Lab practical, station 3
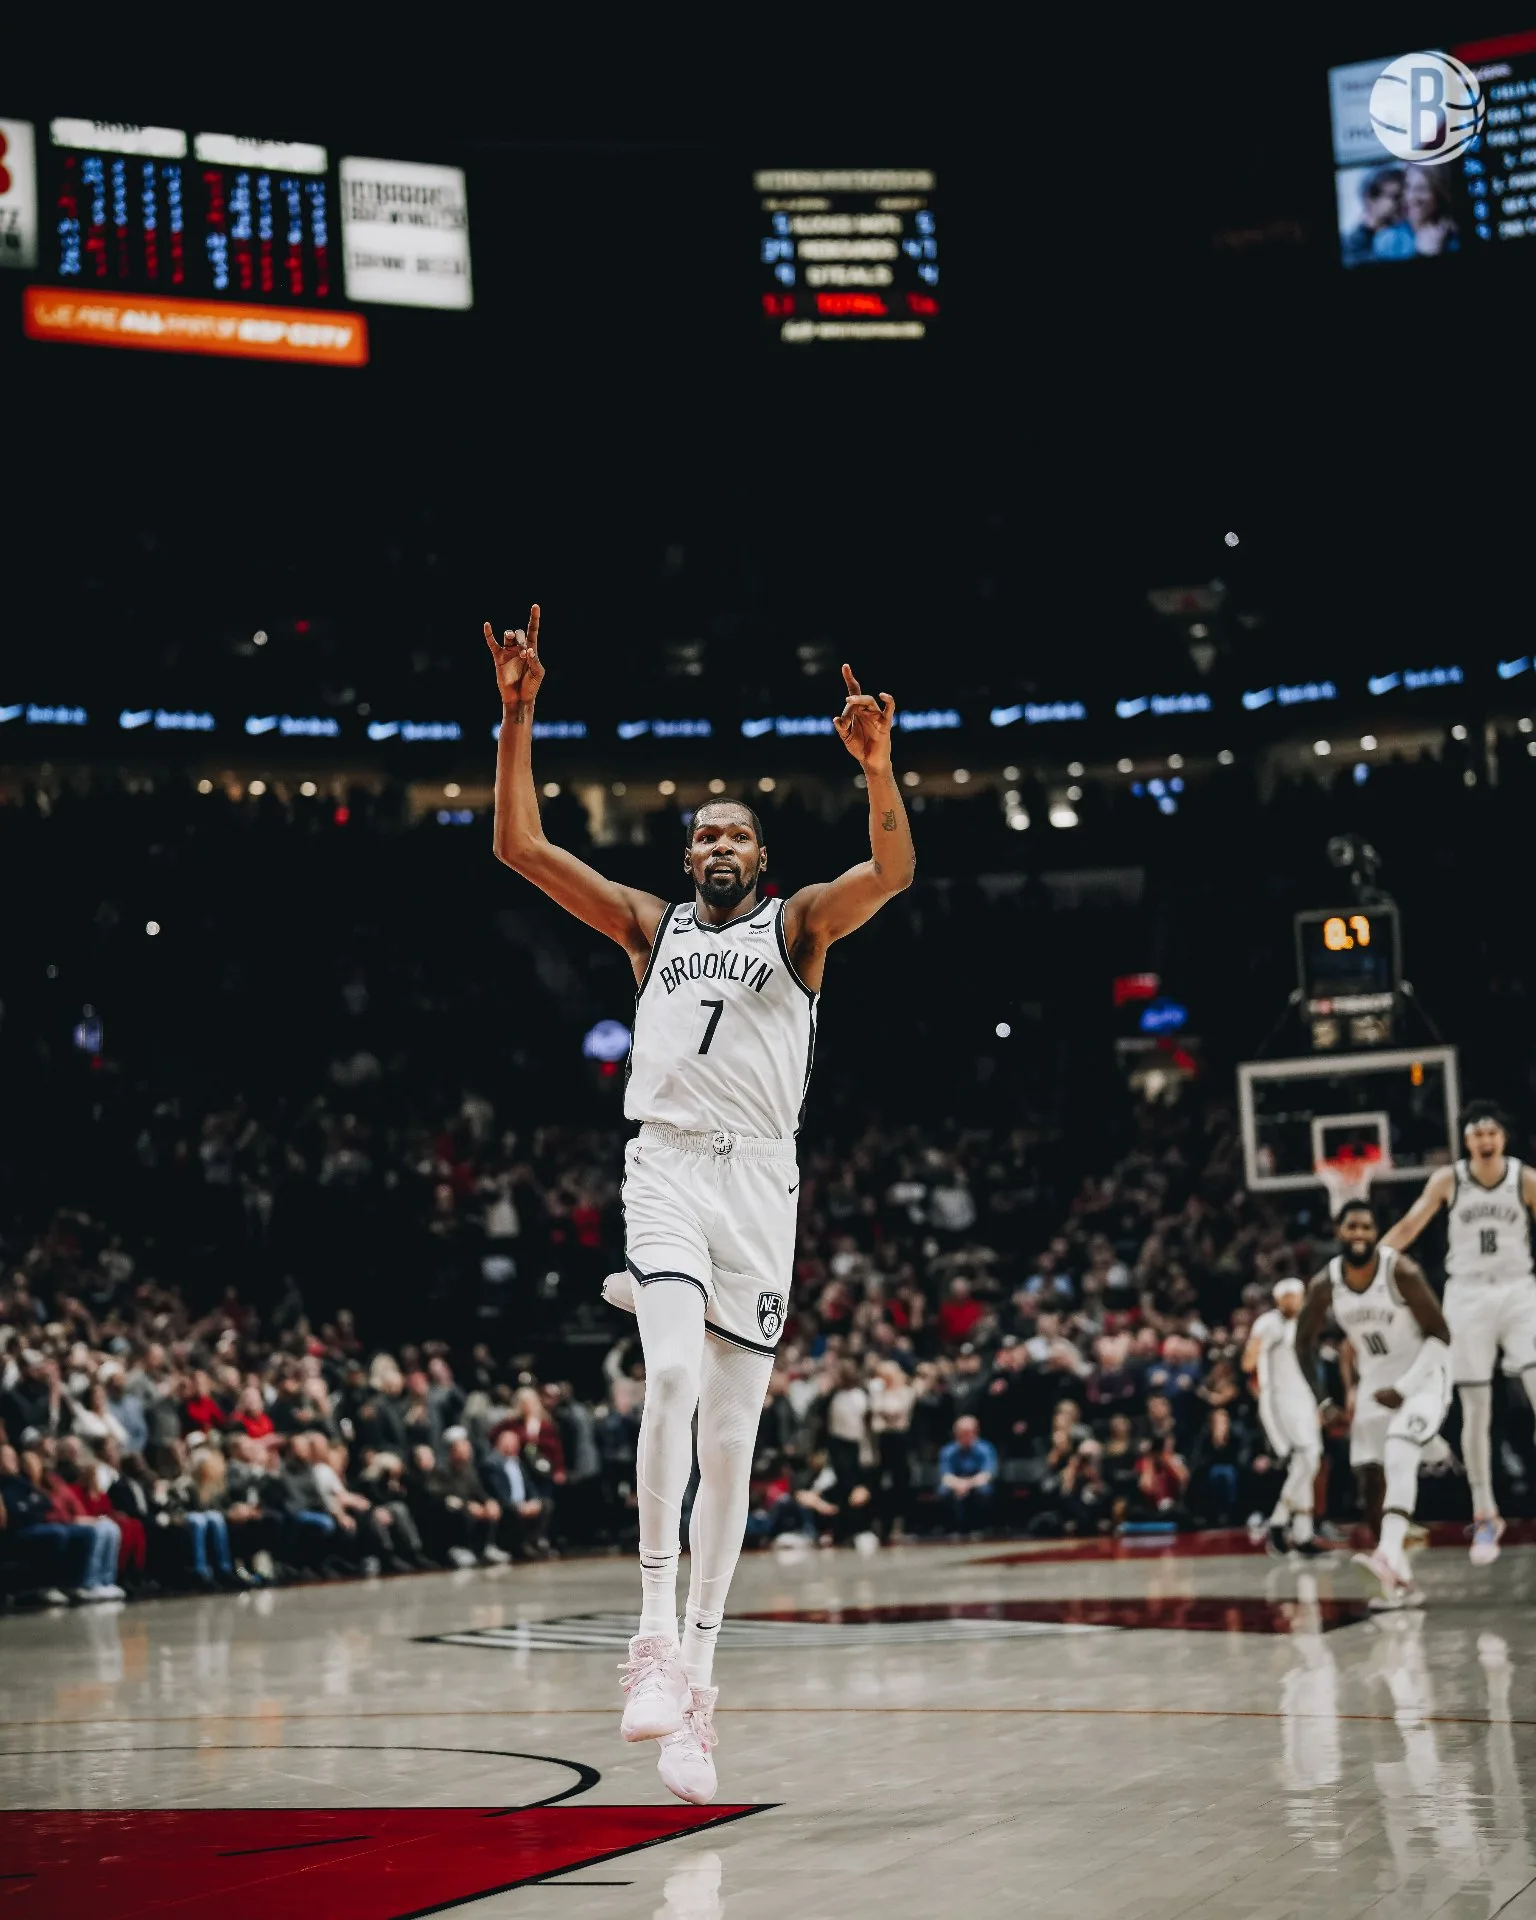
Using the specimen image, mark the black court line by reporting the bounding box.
[0,1745,600,1812]
[219,1834,372,1857]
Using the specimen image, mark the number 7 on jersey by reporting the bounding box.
[698,998,724,1054]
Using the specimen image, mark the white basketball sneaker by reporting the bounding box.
[1470,1516,1505,1567]
[1354,1547,1414,1609]
[618,1634,689,1743]
[657,1685,719,1805]
[602,1270,636,1315]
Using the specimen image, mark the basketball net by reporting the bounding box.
[1315,1142,1392,1217]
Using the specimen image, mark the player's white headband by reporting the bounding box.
[1273,1279,1305,1301]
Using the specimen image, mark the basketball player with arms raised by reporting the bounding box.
[1295,1199,1452,1608]
[483,606,915,1802]
[1380,1100,1536,1565]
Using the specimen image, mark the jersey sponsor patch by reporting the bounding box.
[757,1290,786,1341]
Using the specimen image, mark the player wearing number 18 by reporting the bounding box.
[483,606,915,1804]
[1381,1101,1536,1567]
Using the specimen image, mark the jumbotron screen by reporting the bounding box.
[756,169,939,344]
[1328,29,1536,266]
[0,116,471,366]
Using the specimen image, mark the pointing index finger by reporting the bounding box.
[527,604,541,651]
[842,662,862,696]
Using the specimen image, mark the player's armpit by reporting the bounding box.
[1394,1257,1452,1345]
[1379,1165,1454,1251]
[499,837,666,963]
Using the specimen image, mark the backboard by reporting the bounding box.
[1237,1046,1460,1192]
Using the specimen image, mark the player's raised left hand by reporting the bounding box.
[833,664,895,771]
[484,604,543,707]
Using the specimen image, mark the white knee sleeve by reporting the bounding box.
[1458,1382,1496,1518]
[1282,1448,1318,1515]
[682,1336,773,1687]
[1382,1433,1421,1521]
[633,1280,706,1635]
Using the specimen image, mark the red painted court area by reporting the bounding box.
[0,1805,762,1920]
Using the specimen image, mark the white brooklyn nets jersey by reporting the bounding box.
[1250,1307,1309,1402]
[1329,1245,1421,1391]
[1446,1157,1534,1283]
[625,895,817,1140]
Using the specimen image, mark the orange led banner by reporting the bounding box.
[23,286,368,366]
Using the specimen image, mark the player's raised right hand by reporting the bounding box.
[484,604,544,705]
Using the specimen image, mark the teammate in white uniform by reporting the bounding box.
[1382,1101,1536,1565]
[1243,1278,1324,1556]
[1295,1198,1452,1608]
[484,606,915,1803]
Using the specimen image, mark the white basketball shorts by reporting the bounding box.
[1443,1276,1536,1385]
[1349,1354,1453,1469]
[1259,1389,1320,1463]
[617,1122,798,1355]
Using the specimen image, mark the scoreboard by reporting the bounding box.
[756,168,939,343]
[48,123,338,301]
[1,116,471,367]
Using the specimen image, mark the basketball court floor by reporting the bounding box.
[6,1531,1536,1919]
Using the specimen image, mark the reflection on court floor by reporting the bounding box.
[5,1538,1536,1917]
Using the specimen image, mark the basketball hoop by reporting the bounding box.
[1315,1141,1391,1218]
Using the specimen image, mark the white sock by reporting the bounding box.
[639,1549,681,1641]
[633,1277,706,1641]
[681,1603,722,1690]
[680,1334,774,1690]
[1279,1449,1317,1534]
[1380,1510,1410,1571]
[1459,1382,1497,1519]
[1380,1432,1422,1575]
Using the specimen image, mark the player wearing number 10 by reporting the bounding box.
[483,605,915,1804]
[1382,1101,1536,1567]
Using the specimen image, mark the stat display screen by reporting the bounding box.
[1328,29,1536,264]
[45,123,339,304]
[756,168,939,343]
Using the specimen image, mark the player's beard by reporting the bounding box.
[698,860,758,910]
[1340,1242,1377,1269]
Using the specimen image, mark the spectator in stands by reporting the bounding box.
[101,1363,149,1455]
[357,1451,435,1570]
[165,1441,247,1589]
[1188,1405,1244,1526]
[425,1431,508,1567]
[1135,1428,1191,1525]
[868,1357,916,1536]
[824,1359,873,1489]
[936,1277,984,1350]
[502,1384,567,1489]
[937,1415,998,1537]
[230,1385,275,1442]
[181,1370,225,1435]
[480,1427,550,1558]
[7,1447,122,1599]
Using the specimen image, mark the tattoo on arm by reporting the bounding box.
[504,704,528,726]
[881,810,897,831]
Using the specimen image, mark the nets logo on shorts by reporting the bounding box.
[757,1291,786,1341]
[1369,51,1485,165]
